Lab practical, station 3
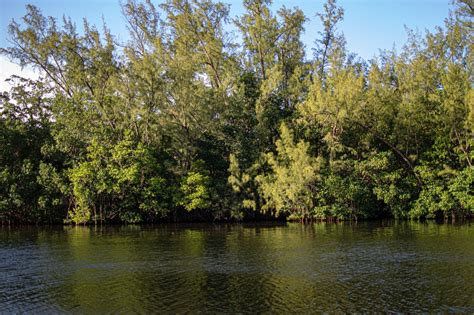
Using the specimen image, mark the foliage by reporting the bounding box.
[0,0,472,224]
[67,131,170,224]
[257,123,320,219]
[178,170,211,212]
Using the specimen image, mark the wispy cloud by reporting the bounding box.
[0,56,39,92]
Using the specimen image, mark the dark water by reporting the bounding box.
[1,221,473,313]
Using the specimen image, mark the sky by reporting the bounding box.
[0,0,453,92]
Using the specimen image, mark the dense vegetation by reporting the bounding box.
[0,0,472,224]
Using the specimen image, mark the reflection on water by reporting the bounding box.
[1,221,473,313]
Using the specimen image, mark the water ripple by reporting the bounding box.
[0,222,473,313]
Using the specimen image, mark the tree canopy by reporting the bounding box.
[0,0,472,224]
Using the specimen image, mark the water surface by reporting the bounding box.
[1,221,473,313]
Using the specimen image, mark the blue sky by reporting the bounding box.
[0,0,453,90]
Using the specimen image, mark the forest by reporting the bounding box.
[0,0,472,224]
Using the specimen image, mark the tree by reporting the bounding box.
[257,123,320,220]
[1,0,472,224]
[68,131,170,224]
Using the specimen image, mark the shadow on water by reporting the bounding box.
[0,220,473,313]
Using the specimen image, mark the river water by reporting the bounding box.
[1,221,473,313]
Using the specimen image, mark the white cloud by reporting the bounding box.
[0,56,40,92]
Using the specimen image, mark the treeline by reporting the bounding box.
[0,0,472,224]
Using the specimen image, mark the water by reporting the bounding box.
[0,221,473,313]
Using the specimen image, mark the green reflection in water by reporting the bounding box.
[0,221,472,313]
